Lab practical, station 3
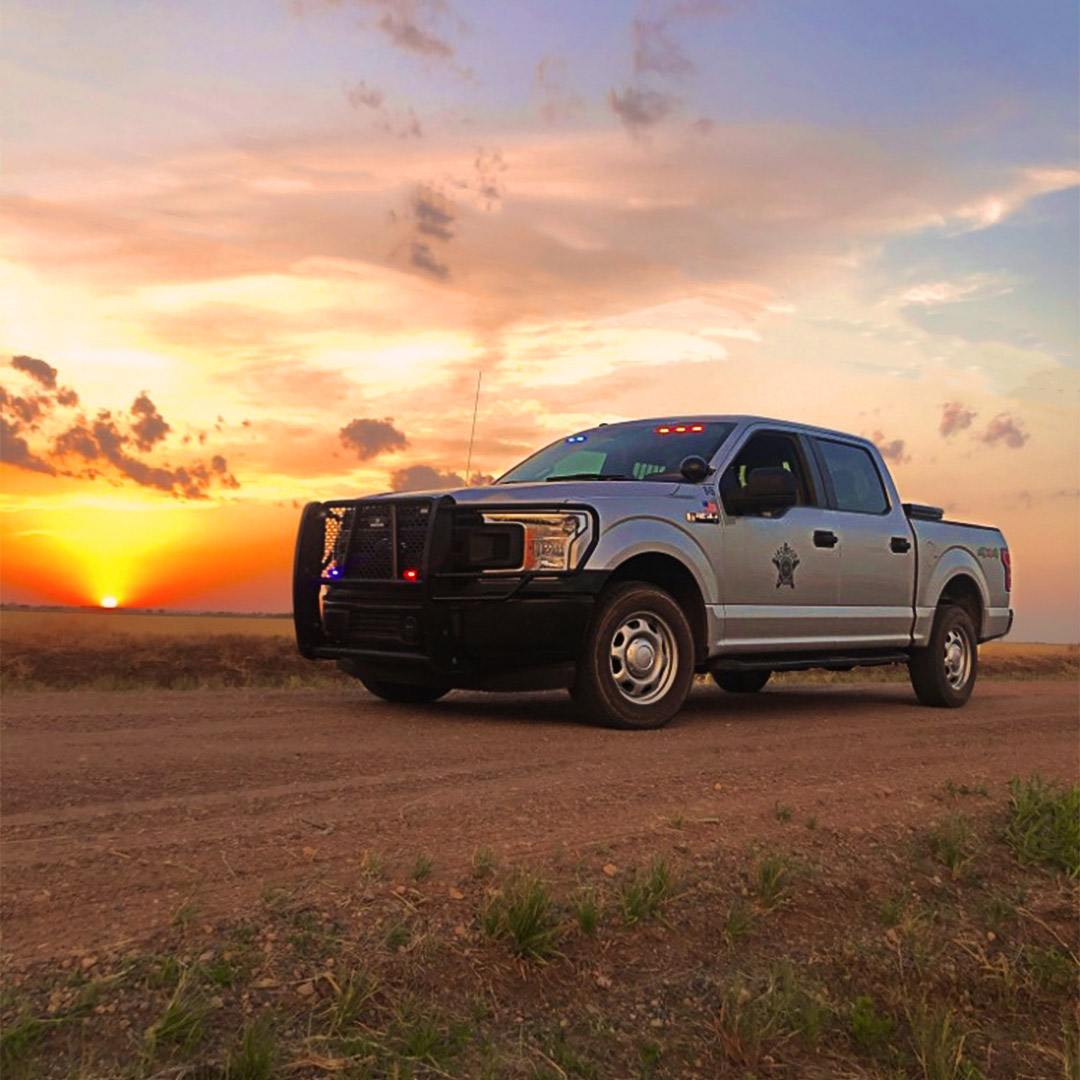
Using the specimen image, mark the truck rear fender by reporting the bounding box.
[914,545,989,644]
[587,518,715,666]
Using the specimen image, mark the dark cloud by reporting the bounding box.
[607,86,680,135]
[633,19,695,77]
[409,240,450,278]
[980,413,1028,449]
[390,463,464,491]
[939,401,976,437]
[344,80,423,139]
[376,10,453,58]
[11,355,58,389]
[0,356,238,497]
[413,186,455,241]
[339,417,409,460]
[130,392,171,451]
[0,416,56,474]
[871,431,908,463]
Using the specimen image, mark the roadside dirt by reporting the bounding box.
[2,680,1077,962]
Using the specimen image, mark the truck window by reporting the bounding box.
[815,440,889,514]
[722,431,814,506]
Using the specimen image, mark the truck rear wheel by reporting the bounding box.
[908,605,977,708]
[571,582,695,729]
[712,670,771,694]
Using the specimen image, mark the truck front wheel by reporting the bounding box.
[908,605,978,708]
[571,583,695,729]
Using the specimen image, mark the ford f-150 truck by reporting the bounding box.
[293,415,1012,728]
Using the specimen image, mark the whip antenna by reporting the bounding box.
[464,369,482,485]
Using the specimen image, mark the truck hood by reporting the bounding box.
[367,481,684,504]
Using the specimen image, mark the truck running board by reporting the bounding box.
[712,651,909,674]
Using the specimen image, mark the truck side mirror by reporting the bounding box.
[731,466,798,514]
[679,455,710,483]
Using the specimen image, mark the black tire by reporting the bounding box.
[571,582,695,729]
[359,678,450,704]
[712,670,771,694]
[908,605,978,708]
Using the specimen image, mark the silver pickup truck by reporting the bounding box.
[294,415,1012,728]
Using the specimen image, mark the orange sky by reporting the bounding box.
[1,0,1077,640]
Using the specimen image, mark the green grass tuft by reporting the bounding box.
[570,885,602,935]
[482,873,562,959]
[752,855,791,912]
[224,1018,277,1080]
[619,857,676,925]
[1003,774,1080,877]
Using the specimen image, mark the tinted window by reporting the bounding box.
[498,422,735,484]
[816,440,888,514]
[721,431,814,508]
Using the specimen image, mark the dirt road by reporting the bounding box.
[2,681,1076,961]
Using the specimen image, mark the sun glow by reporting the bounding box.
[100,596,118,608]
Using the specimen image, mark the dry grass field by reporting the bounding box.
[0,609,1075,692]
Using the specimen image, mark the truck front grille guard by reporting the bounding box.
[321,499,434,582]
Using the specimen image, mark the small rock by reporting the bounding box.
[595,973,612,989]
[449,887,464,900]
[713,782,723,791]
[297,982,314,997]
[650,1018,664,1029]
[80,956,97,970]
[210,996,224,1009]
[986,931,996,942]
[602,863,618,878]
[198,950,214,963]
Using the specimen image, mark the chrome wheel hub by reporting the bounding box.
[943,627,972,690]
[609,611,678,705]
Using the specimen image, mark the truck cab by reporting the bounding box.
[294,415,1012,728]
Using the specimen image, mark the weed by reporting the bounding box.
[620,857,676,925]
[171,898,200,928]
[723,898,754,943]
[385,921,411,952]
[571,885,602,935]
[324,967,378,1035]
[907,1003,982,1080]
[204,956,237,988]
[360,850,385,881]
[667,812,686,830]
[391,1000,472,1067]
[978,894,1018,938]
[0,1015,53,1072]
[1004,774,1080,877]
[943,779,990,799]
[638,1037,664,1078]
[878,889,910,928]
[1023,944,1076,995]
[774,802,793,823]
[924,816,974,877]
[849,995,895,1054]
[806,815,818,830]
[411,852,434,881]
[714,961,831,1068]
[472,845,497,879]
[483,873,562,959]
[541,1029,600,1079]
[224,1018,277,1080]
[143,975,208,1062]
[148,954,186,990]
[753,855,790,912]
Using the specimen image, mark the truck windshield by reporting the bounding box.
[497,422,735,484]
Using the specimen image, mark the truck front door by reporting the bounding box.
[715,428,842,651]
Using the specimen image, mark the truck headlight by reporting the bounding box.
[481,511,593,572]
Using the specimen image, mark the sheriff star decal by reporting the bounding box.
[772,542,799,589]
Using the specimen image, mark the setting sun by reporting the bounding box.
[100,596,118,609]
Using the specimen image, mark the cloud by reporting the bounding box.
[901,272,1012,306]
[389,463,464,491]
[939,401,976,438]
[632,19,695,77]
[130,392,171,451]
[871,431,908,463]
[298,0,457,61]
[409,240,450,278]
[0,359,239,497]
[11,355,58,389]
[345,80,424,139]
[215,359,360,406]
[607,87,680,135]
[534,56,584,125]
[413,186,456,241]
[0,416,56,474]
[980,413,1028,449]
[339,417,409,460]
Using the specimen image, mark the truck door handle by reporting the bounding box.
[813,530,838,548]
[890,536,912,554]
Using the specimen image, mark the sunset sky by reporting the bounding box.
[1,0,1077,639]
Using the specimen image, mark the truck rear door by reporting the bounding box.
[807,436,916,647]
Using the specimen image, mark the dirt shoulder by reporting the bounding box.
[2,680,1076,961]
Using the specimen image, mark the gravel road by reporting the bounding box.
[2,681,1076,960]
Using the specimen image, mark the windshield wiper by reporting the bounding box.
[545,473,630,482]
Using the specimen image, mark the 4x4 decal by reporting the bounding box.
[772,543,799,589]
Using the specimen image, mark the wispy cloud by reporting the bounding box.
[607,86,681,135]
[939,401,976,437]
[901,272,1012,306]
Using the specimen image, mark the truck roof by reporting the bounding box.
[588,415,876,446]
